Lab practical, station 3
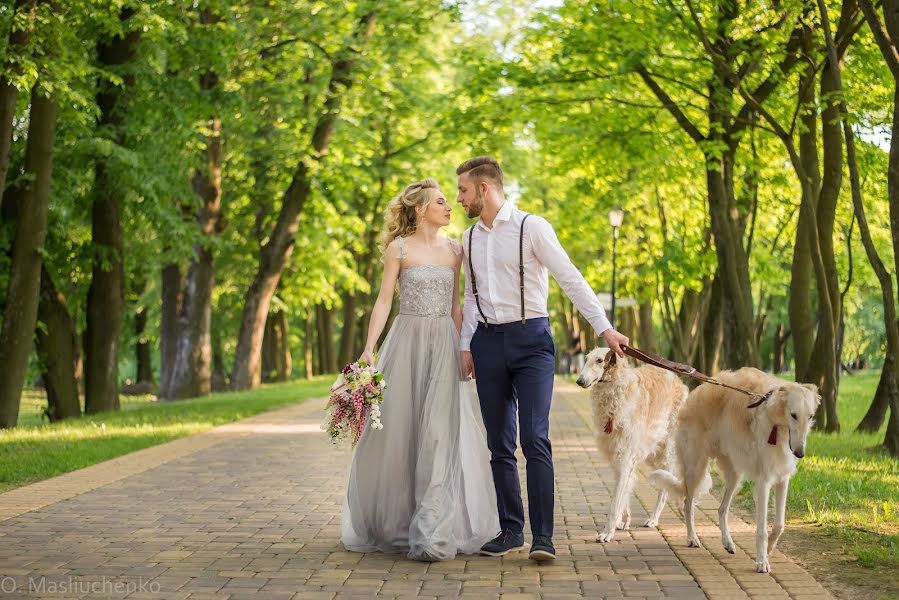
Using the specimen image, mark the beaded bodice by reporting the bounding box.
[399,265,454,318]
[393,237,459,318]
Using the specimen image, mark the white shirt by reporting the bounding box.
[460,202,612,351]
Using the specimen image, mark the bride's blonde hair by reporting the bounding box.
[380,178,440,250]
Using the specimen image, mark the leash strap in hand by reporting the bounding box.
[620,345,772,407]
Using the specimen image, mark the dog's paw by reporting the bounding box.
[643,518,659,528]
[687,534,702,548]
[616,519,630,531]
[722,537,736,554]
[596,530,616,543]
[755,557,771,573]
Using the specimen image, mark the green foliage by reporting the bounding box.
[0,0,894,416]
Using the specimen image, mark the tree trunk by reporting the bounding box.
[262,317,275,383]
[162,10,223,401]
[0,86,57,428]
[618,306,636,342]
[637,298,657,355]
[135,303,153,384]
[772,323,788,373]
[703,4,761,370]
[338,291,358,367]
[230,12,376,390]
[790,29,820,381]
[304,308,314,379]
[316,304,337,375]
[637,7,807,370]
[262,309,291,383]
[0,0,40,209]
[836,0,899,449]
[36,265,80,421]
[211,320,227,391]
[84,8,140,414]
[882,6,899,455]
[885,377,899,455]
[858,344,897,432]
[706,148,759,369]
[693,275,723,378]
[159,263,184,396]
[805,50,844,432]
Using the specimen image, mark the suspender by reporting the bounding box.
[467,226,488,325]
[467,213,531,327]
[519,214,530,324]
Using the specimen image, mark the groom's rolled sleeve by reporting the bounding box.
[530,216,613,336]
[460,234,478,351]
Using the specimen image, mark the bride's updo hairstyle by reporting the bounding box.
[380,178,440,250]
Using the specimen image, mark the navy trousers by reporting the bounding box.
[470,317,555,538]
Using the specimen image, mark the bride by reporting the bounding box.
[341,178,499,561]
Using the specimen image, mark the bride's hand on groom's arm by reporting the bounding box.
[601,329,629,357]
[460,351,476,380]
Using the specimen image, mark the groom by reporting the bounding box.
[457,156,628,561]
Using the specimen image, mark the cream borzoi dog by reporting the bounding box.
[651,368,819,573]
[576,347,688,543]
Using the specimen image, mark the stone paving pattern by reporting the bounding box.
[0,381,832,599]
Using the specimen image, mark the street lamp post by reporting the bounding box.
[609,208,624,327]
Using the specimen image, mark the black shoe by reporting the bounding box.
[528,536,555,561]
[479,530,526,557]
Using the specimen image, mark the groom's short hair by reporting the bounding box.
[456,156,503,189]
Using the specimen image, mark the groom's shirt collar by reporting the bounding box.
[477,201,513,231]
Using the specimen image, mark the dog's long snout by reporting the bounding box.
[793,448,805,459]
[576,376,589,388]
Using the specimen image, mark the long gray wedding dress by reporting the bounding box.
[341,238,499,561]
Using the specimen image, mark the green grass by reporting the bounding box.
[0,377,333,493]
[731,370,899,595]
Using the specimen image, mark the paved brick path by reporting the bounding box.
[0,382,831,599]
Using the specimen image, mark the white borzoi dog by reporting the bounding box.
[576,347,689,543]
[651,368,819,573]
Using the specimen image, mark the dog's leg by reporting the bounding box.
[618,504,631,531]
[768,479,789,554]
[716,457,741,554]
[644,490,666,528]
[684,491,701,548]
[598,460,634,543]
[681,445,708,549]
[754,481,773,573]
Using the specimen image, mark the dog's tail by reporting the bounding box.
[649,470,684,497]
[649,469,713,501]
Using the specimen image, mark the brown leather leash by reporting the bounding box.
[603,345,772,408]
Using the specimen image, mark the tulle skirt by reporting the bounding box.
[341,314,500,560]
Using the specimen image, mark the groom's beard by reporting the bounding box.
[466,189,484,218]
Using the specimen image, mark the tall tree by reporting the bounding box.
[0,84,57,428]
[230,9,377,389]
[84,7,141,414]
[635,2,807,369]
[161,6,225,400]
[855,0,899,454]
[784,4,862,431]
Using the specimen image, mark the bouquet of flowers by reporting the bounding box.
[322,361,387,448]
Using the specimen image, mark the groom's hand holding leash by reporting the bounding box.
[461,351,476,380]
[601,329,629,357]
